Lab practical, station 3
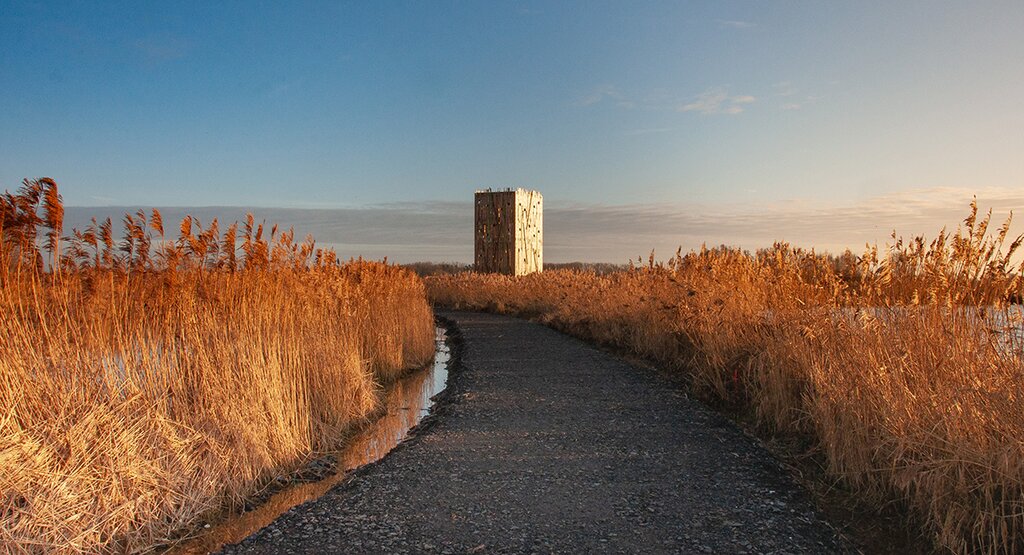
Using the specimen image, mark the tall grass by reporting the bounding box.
[428,201,1024,554]
[0,179,435,553]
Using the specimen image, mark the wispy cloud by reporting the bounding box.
[577,85,621,106]
[579,86,755,115]
[771,82,826,111]
[779,95,823,111]
[576,85,635,109]
[717,19,756,29]
[678,88,756,115]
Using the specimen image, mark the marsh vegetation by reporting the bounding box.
[428,202,1024,554]
[0,179,435,553]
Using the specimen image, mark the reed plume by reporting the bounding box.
[428,204,1024,554]
[0,179,435,554]
[40,178,62,271]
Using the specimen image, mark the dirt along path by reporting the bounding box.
[220,311,851,554]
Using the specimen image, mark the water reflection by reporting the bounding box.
[339,326,449,470]
[824,305,1024,356]
[170,325,450,554]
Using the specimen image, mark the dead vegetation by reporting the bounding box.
[428,201,1024,554]
[0,179,435,553]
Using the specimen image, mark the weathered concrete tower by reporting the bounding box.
[474,188,543,275]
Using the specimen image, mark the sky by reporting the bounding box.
[3,1,1024,262]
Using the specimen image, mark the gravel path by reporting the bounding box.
[221,311,852,554]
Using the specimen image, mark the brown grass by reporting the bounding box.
[0,179,435,553]
[428,200,1024,554]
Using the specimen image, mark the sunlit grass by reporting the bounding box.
[428,201,1024,554]
[0,179,435,553]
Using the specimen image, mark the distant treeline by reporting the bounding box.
[404,261,631,277]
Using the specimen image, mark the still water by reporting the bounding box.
[170,325,450,554]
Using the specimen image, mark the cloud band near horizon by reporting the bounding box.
[60,187,1024,264]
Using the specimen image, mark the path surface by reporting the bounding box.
[222,311,851,554]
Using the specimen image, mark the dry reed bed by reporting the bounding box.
[428,203,1024,554]
[0,179,435,553]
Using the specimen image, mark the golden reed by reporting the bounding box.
[0,179,435,553]
[429,201,1024,554]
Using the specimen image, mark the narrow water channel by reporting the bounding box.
[171,325,451,554]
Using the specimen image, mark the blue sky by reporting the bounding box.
[3,2,1024,261]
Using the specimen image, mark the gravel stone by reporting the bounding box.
[220,311,852,554]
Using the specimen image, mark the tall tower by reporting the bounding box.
[474,188,543,275]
